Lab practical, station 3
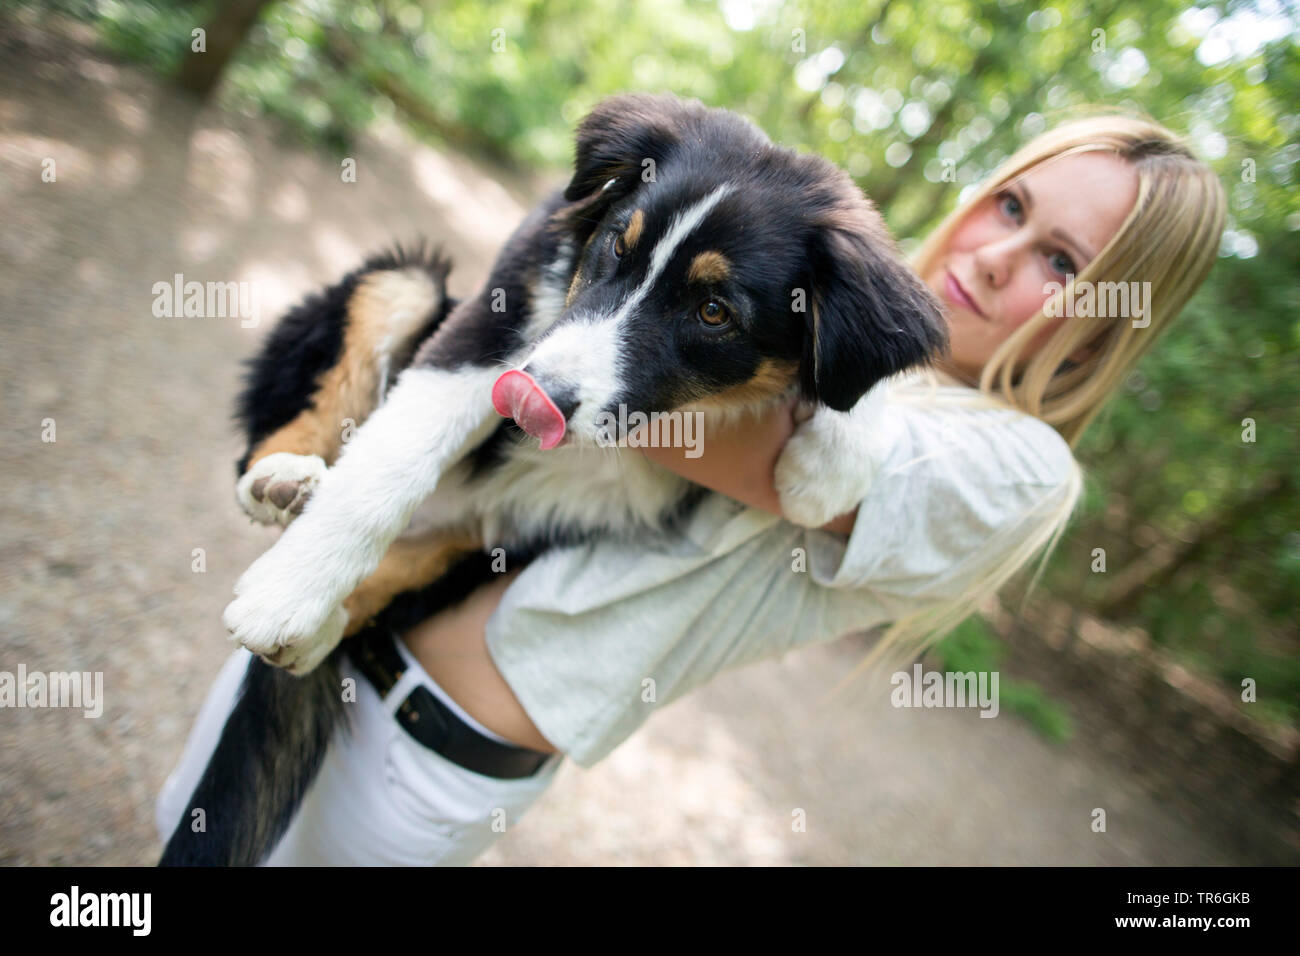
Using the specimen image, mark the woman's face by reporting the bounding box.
[923,151,1139,380]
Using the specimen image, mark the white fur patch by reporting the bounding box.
[518,316,621,441]
[223,365,501,662]
[775,384,895,528]
[461,437,692,547]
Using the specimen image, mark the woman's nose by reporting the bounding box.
[972,236,1021,290]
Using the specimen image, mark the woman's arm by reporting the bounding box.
[638,397,859,536]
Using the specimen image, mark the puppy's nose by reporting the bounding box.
[540,383,580,421]
[491,370,577,450]
[516,366,580,419]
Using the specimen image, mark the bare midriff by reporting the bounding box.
[398,568,559,754]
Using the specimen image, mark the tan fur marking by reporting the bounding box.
[688,251,731,284]
[696,358,798,408]
[623,209,645,250]
[564,228,604,308]
[565,265,585,309]
[342,529,481,636]
[245,269,439,470]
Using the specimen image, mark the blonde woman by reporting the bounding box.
[156,113,1227,865]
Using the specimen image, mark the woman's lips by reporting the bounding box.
[944,270,987,320]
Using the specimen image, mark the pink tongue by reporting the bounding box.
[491,370,567,450]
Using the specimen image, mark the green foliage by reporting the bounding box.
[33,0,1300,726]
[93,0,206,75]
[933,616,1075,742]
[1054,225,1300,726]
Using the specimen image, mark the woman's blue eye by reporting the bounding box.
[1000,192,1022,219]
[1049,250,1075,276]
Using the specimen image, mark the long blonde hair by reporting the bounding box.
[916,114,1227,447]
[837,113,1227,688]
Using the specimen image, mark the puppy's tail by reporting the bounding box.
[158,649,347,866]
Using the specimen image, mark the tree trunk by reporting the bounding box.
[174,0,276,100]
[321,27,516,167]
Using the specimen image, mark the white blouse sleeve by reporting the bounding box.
[802,386,1082,602]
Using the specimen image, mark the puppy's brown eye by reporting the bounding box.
[698,299,730,326]
[613,234,627,259]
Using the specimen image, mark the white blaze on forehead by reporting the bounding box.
[613,182,734,324]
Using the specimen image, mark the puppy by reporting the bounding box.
[159,92,945,865]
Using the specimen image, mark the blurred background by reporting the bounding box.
[0,0,1296,864]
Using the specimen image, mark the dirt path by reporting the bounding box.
[0,25,1257,865]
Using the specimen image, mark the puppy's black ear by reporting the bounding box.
[800,181,947,411]
[563,93,701,203]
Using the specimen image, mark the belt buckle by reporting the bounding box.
[396,686,452,751]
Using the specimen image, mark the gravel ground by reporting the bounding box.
[0,26,1258,865]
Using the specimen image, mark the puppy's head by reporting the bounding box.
[499,93,946,448]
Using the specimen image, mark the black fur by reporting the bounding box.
[492,93,948,423]
[799,178,950,411]
[158,652,345,866]
[411,195,574,370]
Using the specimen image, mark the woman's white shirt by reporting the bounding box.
[484,372,1081,767]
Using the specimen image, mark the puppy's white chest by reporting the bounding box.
[405,435,692,548]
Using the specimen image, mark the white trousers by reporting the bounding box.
[155,641,563,866]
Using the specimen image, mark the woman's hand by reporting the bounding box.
[637,396,858,536]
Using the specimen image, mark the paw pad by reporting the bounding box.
[237,453,327,526]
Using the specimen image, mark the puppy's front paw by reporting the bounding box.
[237,452,327,526]
[775,404,875,529]
[255,607,348,676]
[224,588,347,675]
[223,551,346,668]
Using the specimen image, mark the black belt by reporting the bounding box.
[346,625,553,780]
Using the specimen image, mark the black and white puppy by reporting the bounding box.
[160,92,945,865]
